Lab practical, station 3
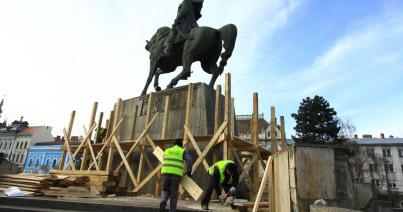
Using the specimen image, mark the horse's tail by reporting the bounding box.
[218,24,237,75]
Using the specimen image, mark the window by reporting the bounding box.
[353,178,363,183]
[45,159,50,168]
[369,164,378,172]
[399,149,403,158]
[371,179,381,188]
[24,142,28,149]
[385,163,395,172]
[388,182,397,188]
[383,149,392,157]
[35,159,40,168]
[28,159,33,167]
[52,159,57,168]
[16,154,20,162]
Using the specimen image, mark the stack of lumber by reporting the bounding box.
[47,170,116,197]
[0,174,52,196]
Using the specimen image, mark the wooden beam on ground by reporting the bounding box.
[253,156,274,212]
[280,116,286,151]
[81,102,98,170]
[192,121,227,175]
[184,125,209,172]
[270,106,277,153]
[59,111,75,170]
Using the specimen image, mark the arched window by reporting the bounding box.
[35,159,40,168]
[24,142,28,149]
[28,159,33,167]
[16,154,20,162]
[45,159,50,167]
[52,159,57,168]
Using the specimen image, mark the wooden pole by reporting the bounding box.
[81,102,98,170]
[100,111,114,169]
[270,107,277,154]
[251,93,259,199]
[95,112,104,144]
[224,74,231,160]
[252,156,274,212]
[106,99,122,171]
[59,111,75,170]
[155,95,170,196]
[130,106,138,140]
[214,85,222,133]
[183,84,193,146]
[280,116,286,151]
[138,94,153,182]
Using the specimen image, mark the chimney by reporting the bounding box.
[363,134,373,139]
[389,135,395,139]
[354,134,358,139]
[380,133,385,139]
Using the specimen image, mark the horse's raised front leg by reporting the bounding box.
[153,68,163,92]
[141,61,157,96]
[167,55,193,89]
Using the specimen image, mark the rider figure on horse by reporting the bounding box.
[163,0,204,56]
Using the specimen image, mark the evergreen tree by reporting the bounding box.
[291,95,340,144]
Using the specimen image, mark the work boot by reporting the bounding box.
[160,201,167,212]
[201,203,209,210]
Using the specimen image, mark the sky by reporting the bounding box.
[0,0,402,139]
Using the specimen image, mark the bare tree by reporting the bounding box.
[338,118,356,139]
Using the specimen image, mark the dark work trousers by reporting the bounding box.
[161,174,181,212]
[201,168,232,205]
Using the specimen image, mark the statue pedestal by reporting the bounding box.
[117,83,224,141]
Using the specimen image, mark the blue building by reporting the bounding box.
[23,144,64,174]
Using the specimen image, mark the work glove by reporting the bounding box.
[229,186,236,195]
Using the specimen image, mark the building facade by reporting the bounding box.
[0,121,53,167]
[22,144,64,174]
[349,136,403,206]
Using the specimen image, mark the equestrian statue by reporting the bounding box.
[141,0,237,96]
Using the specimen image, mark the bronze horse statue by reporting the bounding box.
[141,24,237,96]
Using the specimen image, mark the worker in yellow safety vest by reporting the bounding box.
[201,160,239,210]
[160,139,193,212]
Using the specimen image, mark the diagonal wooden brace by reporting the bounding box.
[191,121,227,175]
[62,129,76,171]
[112,136,139,187]
[184,125,209,172]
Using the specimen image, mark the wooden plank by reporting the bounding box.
[152,146,204,201]
[184,125,209,172]
[81,102,98,170]
[192,121,227,174]
[95,112,104,144]
[130,105,138,140]
[59,111,75,170]
[49,170,110,176]
[84,125,101,171]
[280,116,286,151]
[113,113,159,173]
[239,154,258,182]
[145,133,157,149]
[214,85,222,133]
[161,96,170,139]
[112,136,138,187]
[251,93,259,199]
[63,129,76,170]
[87,119,123,170]
[183,84,193,146]
[107,99,122,171]
[72,123,97,157]
[132,164,163,193]
[270,106,277,153]
[228,142,252,190]
[224,74,231,160]
[253,156,274,212]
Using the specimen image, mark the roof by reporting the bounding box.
[352,138,403,146]
[236,118,269,135]
[19,126,41,135]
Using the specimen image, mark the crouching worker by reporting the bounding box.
[201,160,239,210]
[160,139,193,212]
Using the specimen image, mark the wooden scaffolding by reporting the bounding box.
[58,73,287,203]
